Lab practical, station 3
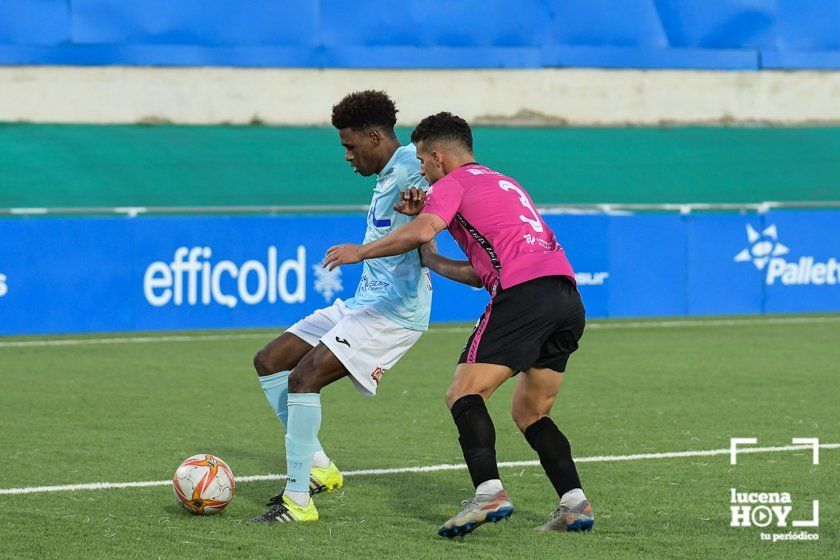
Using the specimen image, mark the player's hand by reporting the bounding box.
[323,243,363,271]
[419,239,438,267]
[393,187,426,216]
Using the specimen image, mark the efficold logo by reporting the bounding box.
[734,224,840,286]
[143,246,310,308]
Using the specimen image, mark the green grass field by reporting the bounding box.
[0,316,837,559]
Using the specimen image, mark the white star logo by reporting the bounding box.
[734,224,789,270]
[312,265,343,302]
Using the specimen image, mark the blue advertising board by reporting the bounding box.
[2,1,840,69]
[0,210,838,336]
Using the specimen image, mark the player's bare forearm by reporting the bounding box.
[422,251,482,288]
[323,213,447,270]
[358,214,445,260]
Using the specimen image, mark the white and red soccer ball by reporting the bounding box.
[172,454,235,515]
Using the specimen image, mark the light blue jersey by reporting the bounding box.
[344,144,432,331]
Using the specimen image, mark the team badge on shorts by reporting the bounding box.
[371,367,384,385]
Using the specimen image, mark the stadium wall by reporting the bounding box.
[3,125,839,209]
[2,67,840,125]
[1,210,838,336]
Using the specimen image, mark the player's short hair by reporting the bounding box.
[331,90,398,132]
[410,112,473,152]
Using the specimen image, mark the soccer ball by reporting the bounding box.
[172,453,235,515]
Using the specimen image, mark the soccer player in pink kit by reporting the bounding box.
[323,112,593,537]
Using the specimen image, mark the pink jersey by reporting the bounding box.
[422,163,575,295]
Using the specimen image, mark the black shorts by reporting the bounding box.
[458,275,585,373]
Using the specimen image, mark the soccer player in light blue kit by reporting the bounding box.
[250,91,432,523]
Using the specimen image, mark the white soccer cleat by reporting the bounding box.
[437,490,514,538]
[537,500,595,532]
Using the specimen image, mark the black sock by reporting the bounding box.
[450,394,500,488]
[524,416,582,499]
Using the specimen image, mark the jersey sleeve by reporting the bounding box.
[421,177,463,226]
[404,166,428,191]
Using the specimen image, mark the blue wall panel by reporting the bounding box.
[320,0,550,48]
[761,49,840,70]
[2,210,838,336]
[550,0,668,48]
[774,1,840,50]
[685,213,765,316]
[0,44,320,67]
[608,214,687,317]
[318,46,542,69]
[540,45,758,69]
[71,0,319,46]
[547,214,610,318]
[0,0,70,46]
[653,0,777,48]
[0,1,839,68]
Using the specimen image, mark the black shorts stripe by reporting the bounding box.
[458,275,584,373]
[465,300,493,364]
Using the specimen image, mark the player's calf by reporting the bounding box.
[437,393,516,537]
[254,334,340,514]
[523,417,593,531]
[281,344,349,509]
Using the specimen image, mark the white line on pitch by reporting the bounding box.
[586,316,840,330]
[1,443,836,496]
[1,316,837,348]
[0,332,271,348]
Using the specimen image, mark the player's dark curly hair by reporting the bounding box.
[331,90,397,132]
[410,112,473,151]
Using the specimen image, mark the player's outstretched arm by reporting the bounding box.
[419,240,482,288]
[323,213,446,270]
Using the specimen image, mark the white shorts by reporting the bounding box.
[285,299,423,397]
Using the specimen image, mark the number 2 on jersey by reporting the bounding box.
[498,180,543,232]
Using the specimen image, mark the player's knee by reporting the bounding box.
[512,411,539,433]
[254,344,299,377]
[253,349,271,376]
[511,402,546,433]
[288,354,325,394]
[287,369,311,393]
[445,385,489,409]
[444,387,454,409]
[444,385,464,409]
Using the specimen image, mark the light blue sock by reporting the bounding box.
[285,393,322,494]
[259,371,323,452]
